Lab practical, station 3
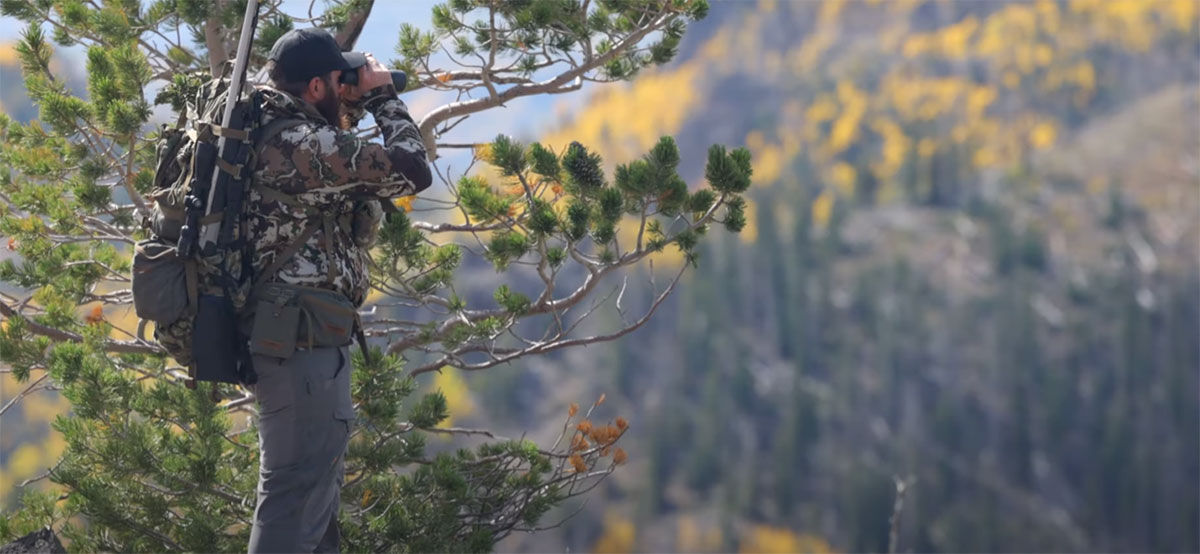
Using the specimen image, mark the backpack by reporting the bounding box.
[132,76,305,385]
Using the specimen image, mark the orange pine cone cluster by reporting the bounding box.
[84,304,104,324]
[568,453,588,473]
[587,423,622,446]
[570,432,590,452]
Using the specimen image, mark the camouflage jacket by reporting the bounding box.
[248,84,431,306]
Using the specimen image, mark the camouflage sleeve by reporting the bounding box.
[291,85,432,202]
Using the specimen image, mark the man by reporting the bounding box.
[245,28,432,553]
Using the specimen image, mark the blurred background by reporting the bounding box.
[3,0,1198,552]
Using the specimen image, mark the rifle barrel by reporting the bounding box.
[198,0,260,253]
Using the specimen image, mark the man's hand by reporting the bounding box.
[340,54,393,103]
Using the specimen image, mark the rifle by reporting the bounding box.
[179,0,260,259]
[177,0,262,387]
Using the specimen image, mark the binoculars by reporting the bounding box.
[339,62,407,92]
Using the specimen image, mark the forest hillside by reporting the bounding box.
[482,1,1199,552]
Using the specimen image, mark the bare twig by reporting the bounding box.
[888,475,913,554]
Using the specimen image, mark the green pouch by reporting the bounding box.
[248,283,302,358]
[297,289,357,348]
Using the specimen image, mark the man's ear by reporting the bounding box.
[306,76,325,101]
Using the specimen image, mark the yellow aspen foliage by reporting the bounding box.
[739,526,834,554]
[698,27,735,73]
[1165,0,1197,33]
[830,163,856,197]
[806,96,839,124]
[745,130,766,152]
[827,81,866,155]
[951,124,970,144]
[1034,43,1054,67]
[939,15,979,58]
[591,512,636,553]
[540,64,701,163]
[901,34,931,59]
[871,117,910,181]
[1029,122,1058,149]
[791,30,836,75]
[817,0,846,26]
[678,516,724,553]
[739,197,759,243]
[7,443,40,475]
[432,367,475,427]
[1003,71,1021,89]
[966,86,997,119]
[1036,0,1062,34]
[917,138,937,158]
[751,143,783,186]
[812,189,835,229]
[21,391,70,424]
[1073,61,1096,107]
[972,147,998,168]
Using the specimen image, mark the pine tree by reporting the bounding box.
[0,0,753,550]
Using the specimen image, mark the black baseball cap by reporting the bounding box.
[268,28,367,83]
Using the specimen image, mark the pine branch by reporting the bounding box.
[0,372,50,418]
[0,301,162,355]
[417,7,678,159]
[333,0,375,50]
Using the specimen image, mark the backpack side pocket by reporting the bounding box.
[132,239,192,324]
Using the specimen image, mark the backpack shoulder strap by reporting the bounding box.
[253,117,307,158]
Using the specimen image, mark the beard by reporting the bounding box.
[315,85,342,129]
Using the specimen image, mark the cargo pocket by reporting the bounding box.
[254,358,300,471]
[330,348,355,433]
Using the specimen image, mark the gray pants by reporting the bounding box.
[247,346,354,553]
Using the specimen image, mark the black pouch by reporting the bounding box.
[192,294,244,384]
[131,239,191,324]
